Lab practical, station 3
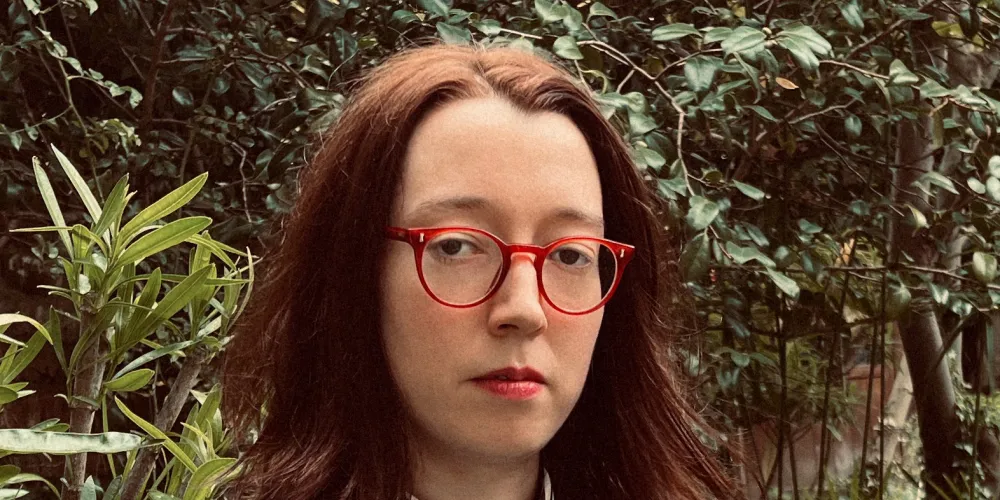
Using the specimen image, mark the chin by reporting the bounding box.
[459,425,554,460]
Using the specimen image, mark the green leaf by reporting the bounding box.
[927,281,949,305]
[91,175,131,239]
[119,267,211,354]
[766,268,800,299]
[703,27,732,44]
[686,196,720,231]
[726,242,776,267]
[3,331,47,385]
[181,458,238,500]
[211,73,231,95]
[472,19,502,36]
[973,252,998,284]
[31,158,72,254]
[988,156,1000,178]
[731,351,751,368]
[436,22,471,44]
[968,177,986,194]
[894,5,931,20]
[418,0,452,17]
[679,232,711,281]
[733,180,765,201]
[534,0,563,23]
[919,79,950,98]
[553,36,583,60]
[51,145,102,223]
[651,23,701,42]
[119,173,208,247]
[172,87,194,107]
[588,2,617,18]
[634,146,666,171]
[907,204,928,230]
[915,171,958,195]
[777,36,819,71]
[889,59,919,86]
[840,2,864,32]
[885,283,911,320]
[0,387,17,405]
[112,341,197,381]
[684,56,720,92]
[627,110,657,135]
[104,368,154,392]
[81,476,98,500]
[115,397,197,472]
[987,177,1000,202]
[0,314,52,345]
[115,217,212,270]
[797,219,822,234]
[721,27,766,55]
[845,114,862,139]
[747,105,777,121]
[777,23,832,55]
[0,465,19,485]
[0,429,142,454]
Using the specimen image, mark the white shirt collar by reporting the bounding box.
[409,468,552,500]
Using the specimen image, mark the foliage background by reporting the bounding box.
[1,0,999,498]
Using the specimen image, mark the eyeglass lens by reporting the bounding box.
[420,230,618,312]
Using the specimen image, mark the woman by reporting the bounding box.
[221,42,737,499]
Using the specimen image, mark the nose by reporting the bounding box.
[487,253,547,337]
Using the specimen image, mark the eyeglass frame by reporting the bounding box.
[385,226,636,315]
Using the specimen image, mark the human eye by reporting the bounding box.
[548,242,596,268]
[427,233,487,262]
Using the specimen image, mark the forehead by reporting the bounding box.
[395,97,603,234]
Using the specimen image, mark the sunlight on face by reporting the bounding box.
[380,97,605,465]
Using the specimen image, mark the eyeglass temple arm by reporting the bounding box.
[386,227,409,241]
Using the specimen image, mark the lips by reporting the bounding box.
[473,366,546,384]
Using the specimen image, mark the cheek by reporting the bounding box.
[560,312,603,386]
[379,252,466,393]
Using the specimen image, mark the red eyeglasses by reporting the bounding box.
[385,226,635,315]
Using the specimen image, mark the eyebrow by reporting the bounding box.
[406,195,605,232]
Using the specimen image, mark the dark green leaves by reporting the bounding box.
[973,252,998,284]
[589,2,617,19]
[889,59,919,86]
[721,27,766,56]
[553,36,583,60]
[652,23,700,42]
[172,87,195,107]
[686,196,720,230]
[418,0,453,18]
[845,114,862,139]
[680,232,711,281]
[776,24,831,71]
[684,56,721,92]
[733,180,765,200]
[436,23,471,44]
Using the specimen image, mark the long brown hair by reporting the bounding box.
[221,42,738,499]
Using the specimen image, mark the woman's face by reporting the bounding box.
[380,96,605,464]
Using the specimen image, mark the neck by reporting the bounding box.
[409,445,541,500]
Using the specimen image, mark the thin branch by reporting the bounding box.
[141,0,182,129]
[576,39,695,195]
[789,101,858,125]
[843,0,949,61]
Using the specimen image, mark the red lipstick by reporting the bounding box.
[472,367,545,401]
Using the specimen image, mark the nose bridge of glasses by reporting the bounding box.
[505,244,548,271]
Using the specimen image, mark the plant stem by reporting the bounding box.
[61,323,109,500]
[119,346,210,500]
